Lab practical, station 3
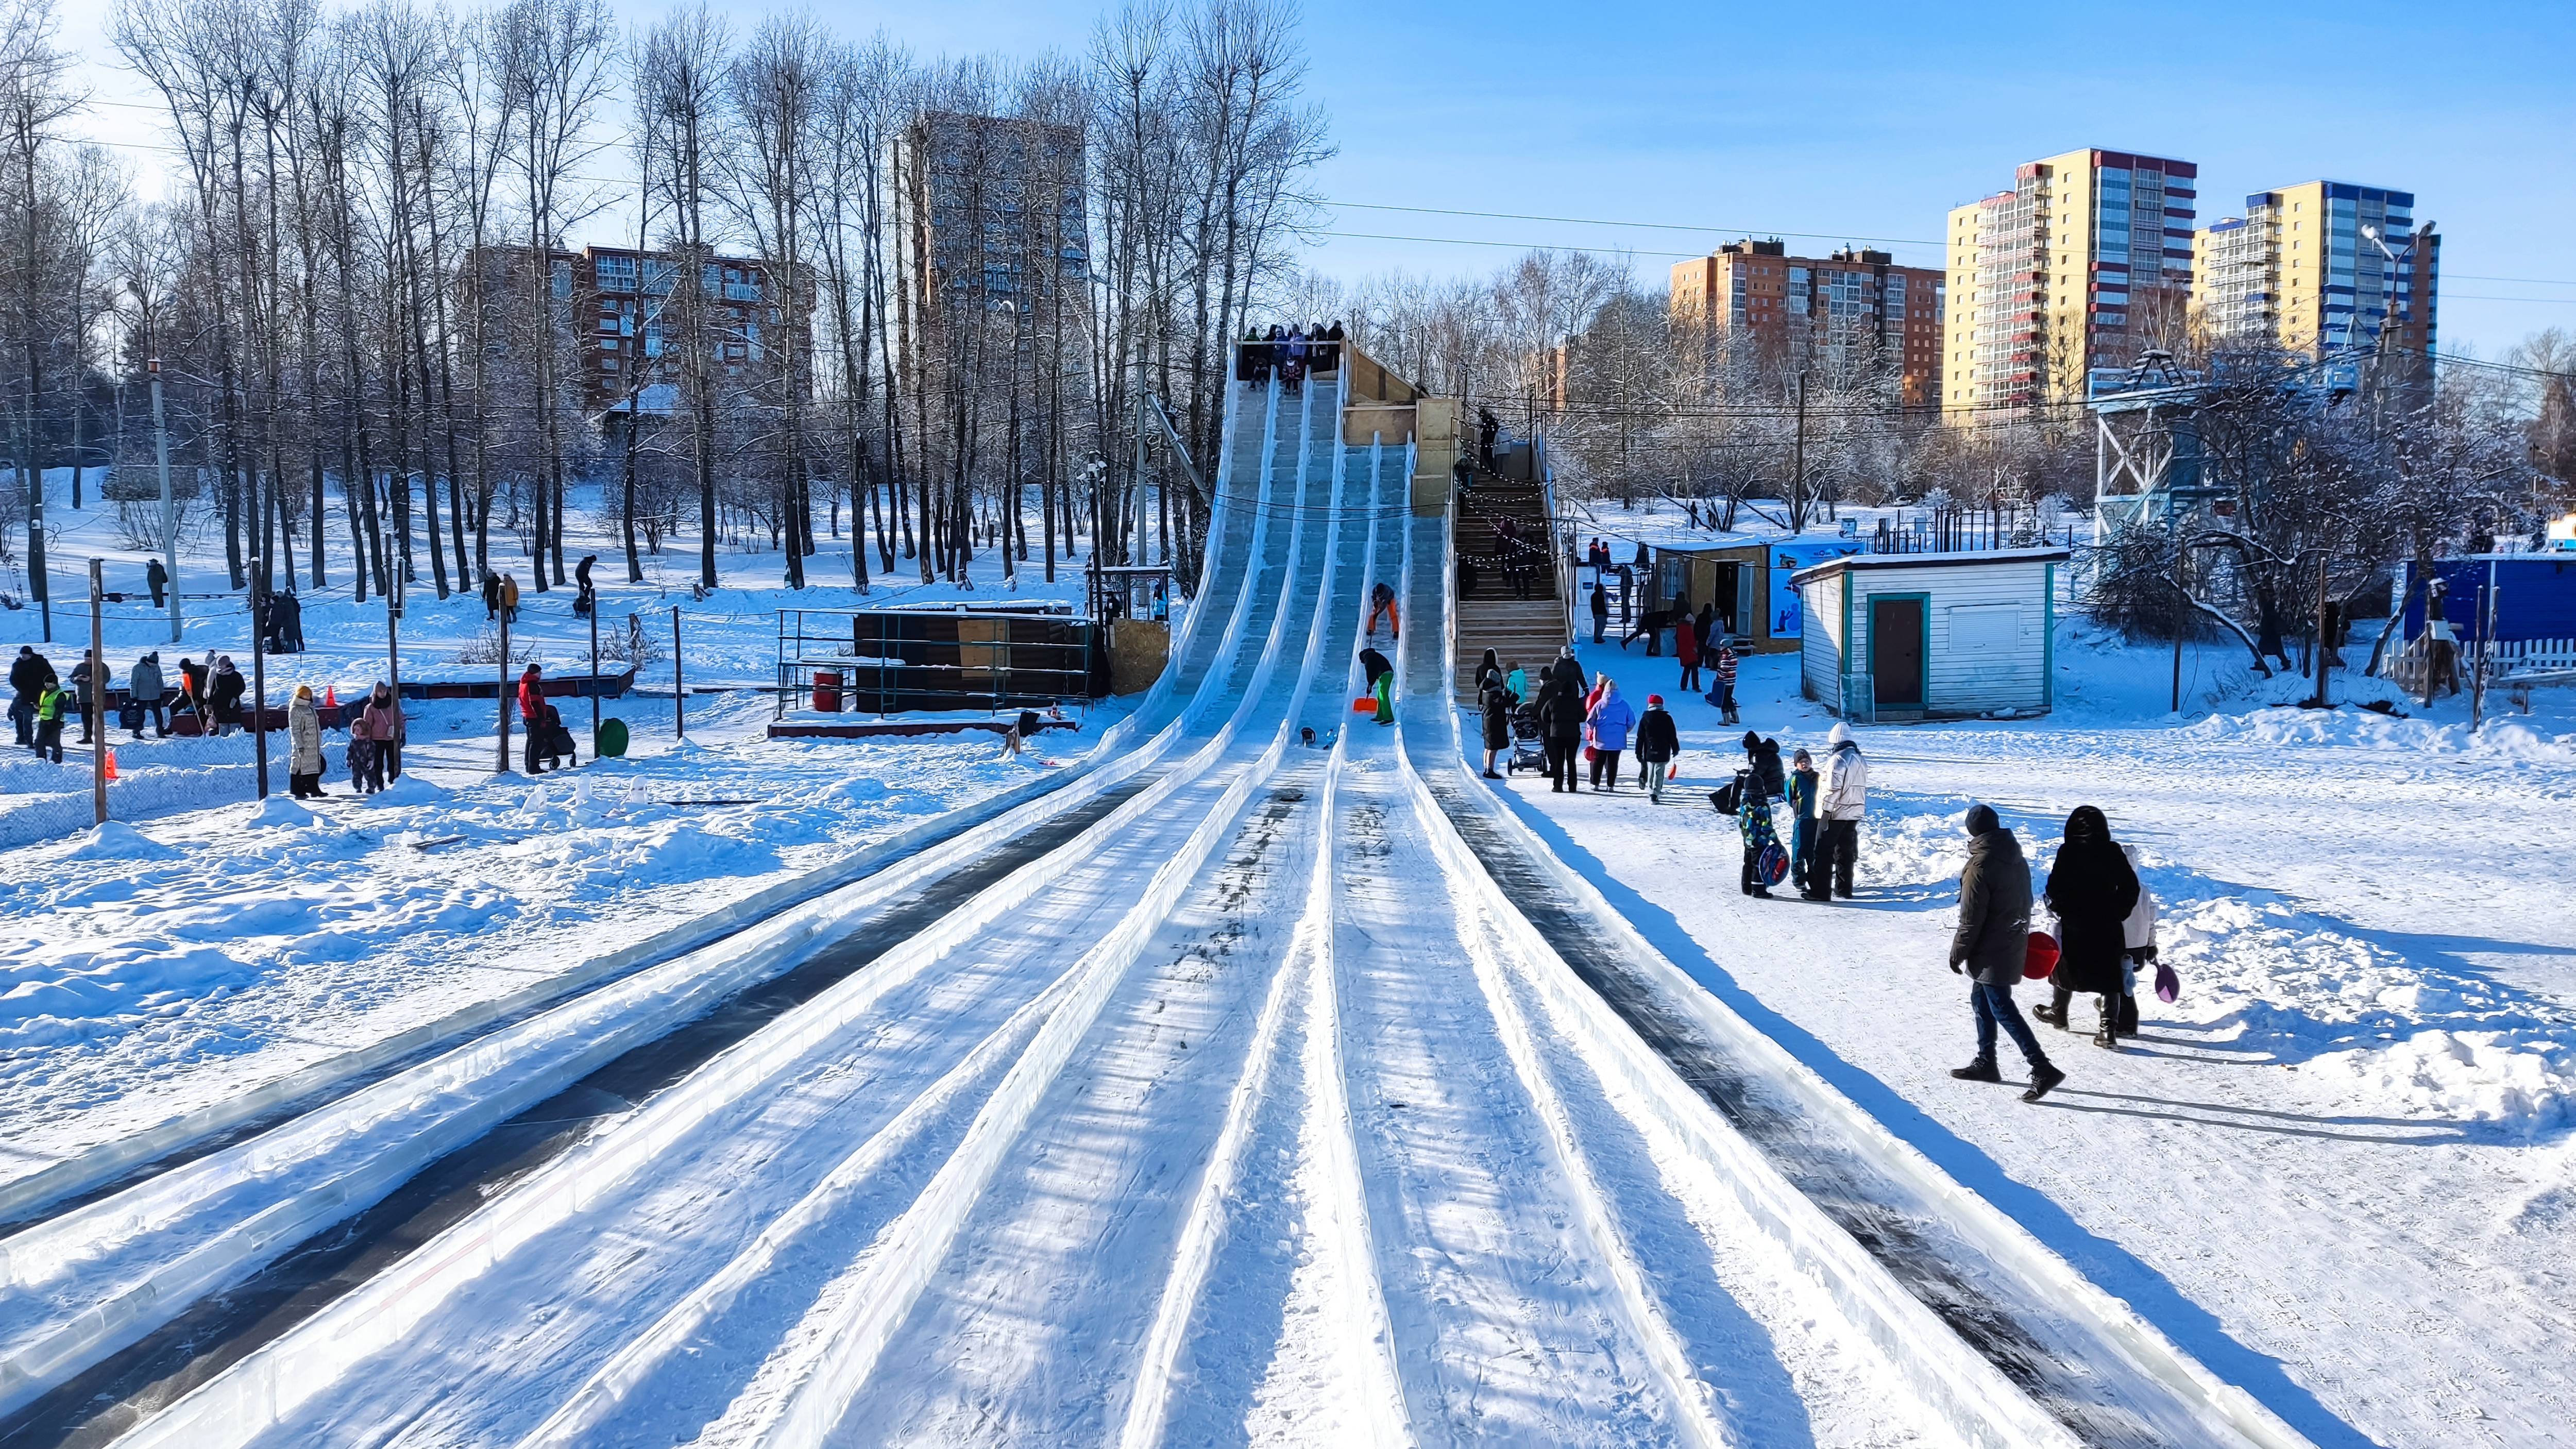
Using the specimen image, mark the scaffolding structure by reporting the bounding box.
[773,605,1095,718]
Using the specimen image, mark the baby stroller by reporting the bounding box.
[1505,701,1547,775]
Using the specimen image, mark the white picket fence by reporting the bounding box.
[2493,637,2576,678]
[2383,633,2576,697]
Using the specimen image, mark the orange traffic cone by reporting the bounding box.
[105,748,118,782]
[325,684,338,709]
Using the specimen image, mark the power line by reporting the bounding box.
[75,112,2576,293]
[1328,201,1940,250]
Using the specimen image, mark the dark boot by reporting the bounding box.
[2033,987,2072,1029]
[2021,1062,2066,1103]
[2093,995,2119,1049]
[2117,993,2140,1036]
[1951,1059,2002,1083]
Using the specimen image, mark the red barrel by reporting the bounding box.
[812,669,843,713]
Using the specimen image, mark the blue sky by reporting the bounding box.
[62,0,2576,356]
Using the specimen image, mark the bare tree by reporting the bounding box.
[499,0,612,591]
[6,0,83,620]
[636,2,727,589]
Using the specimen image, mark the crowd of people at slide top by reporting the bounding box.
[1467,639,2165,1107]
[1236,322,1346,394]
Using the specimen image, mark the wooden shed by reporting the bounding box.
[1646,536,1865,654]
[1793,548,2068,720]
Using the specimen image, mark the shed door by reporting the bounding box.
[1869,596,1926,707]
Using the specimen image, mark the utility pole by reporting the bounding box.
[1792,370,1808,534]
[89,559,106,825]
[495,602,513,774]
[249,553,270,799]
[2472,559,2499,728]
[589,603,601,745]
[1132,365,1149,568]
[671,605,685,739]
[150,358,179,643]
[2307,554,2332,709]
[2169,503,2185,715]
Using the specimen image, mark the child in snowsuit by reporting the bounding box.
[1737,766,1780,898]
[31,680,65,762]
[1365,581,1399,642]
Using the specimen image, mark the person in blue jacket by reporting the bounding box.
[1584,679,1636,791]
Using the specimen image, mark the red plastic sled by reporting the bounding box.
[2023,930,2061,980]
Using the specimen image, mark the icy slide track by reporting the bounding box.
[2,373,2303,1447]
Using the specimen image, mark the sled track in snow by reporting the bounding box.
[0,370,2316,1448]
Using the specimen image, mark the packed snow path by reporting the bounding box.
[1,373,2307,1447]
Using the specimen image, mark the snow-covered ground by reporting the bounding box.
[1,478,1121,1198]
[1494,625,2576,1448]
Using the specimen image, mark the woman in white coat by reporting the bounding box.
[287,685,328,799]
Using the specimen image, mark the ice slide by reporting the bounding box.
[0,367,2312,1448]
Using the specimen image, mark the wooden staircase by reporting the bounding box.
[1451,479,1567,701]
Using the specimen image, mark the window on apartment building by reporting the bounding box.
[603,357,619,372]
[596,255,637,292]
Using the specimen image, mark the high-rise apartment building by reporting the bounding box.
[1670,240,1945,406]
[2193,182,2437,361]
[1941,149,2197,417]
[466,244,809,435]
[890,109,1090,331]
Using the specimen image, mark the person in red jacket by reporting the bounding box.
[1675,614,1701,693]
[517,663,550,774]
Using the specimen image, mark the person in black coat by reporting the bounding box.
[2038,804,2141,1047]
[1741,730,1786,800]
[1547,648,1584,691]
[207,656,248,735]
[1633,694,1680,802]
[1623,593,1680,656]
[270,589,304,653]
[1949,803,2061,1099]
[1357,646,1393,690]
[1480,682,1512,778]
[1589,582,1609,643]
[1537,674,1585,794]
[1476,648,1509,777]
[11,646,54,747]
[146,557,170,608]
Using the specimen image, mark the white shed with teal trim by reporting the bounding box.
[1792,548,2068,720]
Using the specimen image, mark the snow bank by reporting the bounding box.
[2180,706,2576,760]
[1862,800,2576,1136]
[0,937,257,1048]
[61,821,180,862]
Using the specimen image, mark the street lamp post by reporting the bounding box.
[150,358,180,643]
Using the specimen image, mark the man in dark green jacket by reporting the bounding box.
[1949,803,2062,1102]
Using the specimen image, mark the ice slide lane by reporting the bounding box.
[1391,514,2315,1448]
[0,510,1266,1443]
[0,436,1261,1242]
[56,377,1347,1449]
[0,381,1306,1443]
